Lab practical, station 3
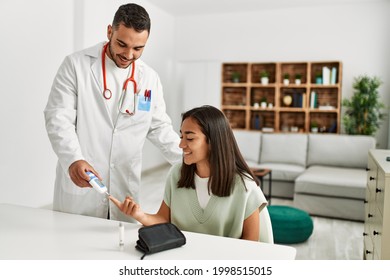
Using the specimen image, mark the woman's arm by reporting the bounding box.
[241,208,260,241]
[109,196,170,226]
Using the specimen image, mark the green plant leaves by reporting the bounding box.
[342,75,385,135]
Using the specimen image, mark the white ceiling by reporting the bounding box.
[146,0,379,16]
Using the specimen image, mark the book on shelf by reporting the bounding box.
[292,92,301,108]
[318,105,336,110]
[290,90,306,108]
[322,66,337,85]
[331,67,337,85]
[310,91,317,108]
[322,66,331,85]
[262,127,274,133]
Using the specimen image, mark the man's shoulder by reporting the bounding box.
[137,59,158,77]
[66,42,103,60]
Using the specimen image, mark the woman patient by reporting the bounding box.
[110,105,267,241]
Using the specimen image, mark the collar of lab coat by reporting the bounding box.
[88,42,145,94]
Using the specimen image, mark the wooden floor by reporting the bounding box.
[140,164,364,260]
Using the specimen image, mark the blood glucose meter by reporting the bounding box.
[86,171,108,195]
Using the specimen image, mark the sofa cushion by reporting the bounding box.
[233,130,261,163]
[295,165,367,199]
[307,134,375,169]
[251,163,305,181]
[260,134,308,167]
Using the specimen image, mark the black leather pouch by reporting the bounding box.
[136,223,186,259]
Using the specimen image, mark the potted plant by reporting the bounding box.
[260,70,269,85]
[311,120,319,133]
[260,97,267,108]
[295,73,302,85]
[315,72,322,84]
[231,71,241,83]
[342,75,386,135]
[283,73,290,85]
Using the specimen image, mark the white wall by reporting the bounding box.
[174,1,390,148]
[0,0,74,208]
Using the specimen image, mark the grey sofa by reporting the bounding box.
[234,131,376,221]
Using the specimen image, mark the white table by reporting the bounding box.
[0,204,296,260]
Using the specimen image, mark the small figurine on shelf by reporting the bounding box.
[295,74,302,85]
[260,70,269,85]
[283,73,290,85]
[231,71,241,83]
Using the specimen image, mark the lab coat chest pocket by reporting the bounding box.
[116,92,152,128]
[137,89,152,112]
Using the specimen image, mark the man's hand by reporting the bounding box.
[68,160,102,188]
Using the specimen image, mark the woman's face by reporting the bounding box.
[179,117,209,168]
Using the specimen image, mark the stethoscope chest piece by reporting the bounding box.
[103,88,112,100]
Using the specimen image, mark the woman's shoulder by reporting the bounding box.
[170,162,182,172]
[236,174,267,205]
[167,163,183,178]
[233,173,259,193]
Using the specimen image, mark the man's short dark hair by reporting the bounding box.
[113,3,151,33]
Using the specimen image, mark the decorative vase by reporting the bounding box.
[283,79,289,85]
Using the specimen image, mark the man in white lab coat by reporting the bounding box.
[44,3,181,222]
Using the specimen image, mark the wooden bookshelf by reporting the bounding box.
[221,61,342,133]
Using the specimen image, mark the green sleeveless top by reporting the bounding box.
[164,164,267,239]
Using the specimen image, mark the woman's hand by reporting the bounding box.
[109,196,171,226]
[109,195,145,221]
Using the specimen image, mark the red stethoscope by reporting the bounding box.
[101,43,138,115]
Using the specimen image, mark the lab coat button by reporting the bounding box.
[102,197,108,203]
[113,128,117,133]
[110,163,115,168]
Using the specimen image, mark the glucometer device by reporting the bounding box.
[86,171,109,195]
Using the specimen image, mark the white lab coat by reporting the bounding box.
[44,42,182,222]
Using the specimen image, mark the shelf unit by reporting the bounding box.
[221,61,342,133]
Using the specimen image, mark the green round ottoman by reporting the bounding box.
[268,205,313,244]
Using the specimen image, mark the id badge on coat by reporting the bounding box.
[138,89,151,112]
